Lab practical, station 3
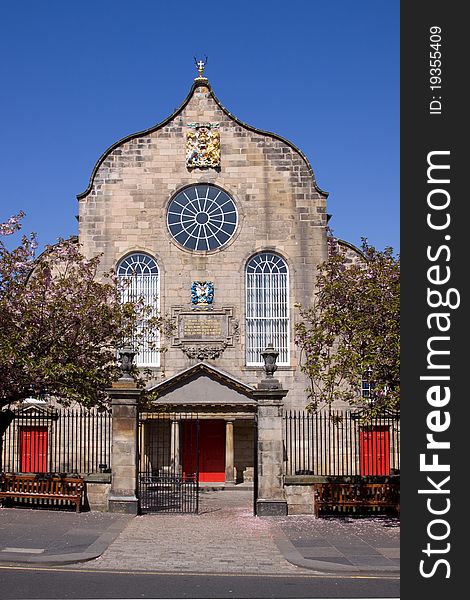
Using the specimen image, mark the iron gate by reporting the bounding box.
[138,412,200,514]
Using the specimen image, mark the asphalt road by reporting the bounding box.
[0,566,399,599]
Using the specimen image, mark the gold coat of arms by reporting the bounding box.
[186,123,220,168]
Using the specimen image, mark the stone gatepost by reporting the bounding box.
[106,346,141,514]
[252,344,288,516]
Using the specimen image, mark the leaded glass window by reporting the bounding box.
[167,185,238,251]
[245,252,289,365]
[117,253,160,367]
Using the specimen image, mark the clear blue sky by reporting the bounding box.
[0,0,399,253]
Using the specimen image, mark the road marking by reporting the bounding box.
[1,548,45,554]
[0,564,399,580]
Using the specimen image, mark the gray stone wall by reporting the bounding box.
[284,484,315,515]
[234,420,254,483]
[78,79,329,410]
[84,475,111,511]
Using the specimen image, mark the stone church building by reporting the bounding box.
[77,66,329,402]
[75,64,364,511]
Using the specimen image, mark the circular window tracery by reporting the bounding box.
[167,185,238,251]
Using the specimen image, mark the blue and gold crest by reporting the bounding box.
[191,281,214,307]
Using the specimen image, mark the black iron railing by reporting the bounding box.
[284,410,400,477]
[1,404,111,475]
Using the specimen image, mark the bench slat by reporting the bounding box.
[0,474,84,513]
[313,482,400,517]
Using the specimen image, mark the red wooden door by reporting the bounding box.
[182,420,225,482]
[199,420,225,482]
[360,426,390,476]
[20,426,48,472]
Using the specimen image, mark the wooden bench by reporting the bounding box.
[313,482,400,517]
[0,473,85,512]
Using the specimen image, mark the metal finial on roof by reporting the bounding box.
[194,55,208,79]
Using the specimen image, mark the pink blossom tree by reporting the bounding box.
[0,213,169,410]
[295,234,400,416]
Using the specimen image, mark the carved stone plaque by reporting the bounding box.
[181,315,224,339]
[172,307,237,360]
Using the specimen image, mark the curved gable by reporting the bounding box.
[77,78,328,201]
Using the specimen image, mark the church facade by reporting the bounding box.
[76,66,345,495]
[78,69,328,399]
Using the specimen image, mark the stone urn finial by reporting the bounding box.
[119,345,136,380]
[261,343,278,378]
[258,343,282,390]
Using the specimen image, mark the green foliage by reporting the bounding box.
[0,213,171,408]
[295,236,400,416]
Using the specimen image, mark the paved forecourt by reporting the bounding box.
[86,490,399,575]
[87,491,308,575]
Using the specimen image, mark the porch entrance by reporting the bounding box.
[138,413,200,514]
[138,411,256,513]
[139,362,259,514]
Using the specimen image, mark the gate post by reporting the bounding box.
[106,348,141,514]
[252,344,288,516]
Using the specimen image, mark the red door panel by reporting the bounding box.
[182,420,226,482]
[360,426,390,476]
[20,426,48,473]
[200,420,225,482]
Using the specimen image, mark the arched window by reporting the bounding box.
[117,253,160,367]
[245,252,289,365]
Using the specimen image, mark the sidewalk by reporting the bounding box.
[0,508,132,565]
[0,490,399,575]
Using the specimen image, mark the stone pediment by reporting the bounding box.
[149,362,256,406]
